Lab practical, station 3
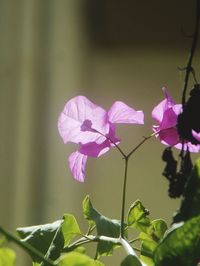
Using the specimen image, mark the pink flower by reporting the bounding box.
[152,87,200,152]
[58,96,144,182]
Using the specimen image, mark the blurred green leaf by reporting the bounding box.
[0,238,5,247]
[121,255,143,266]
[154,215,200,266]
[127,200,150,233]
[173,159,200,223]
[82,195,120,257]
[58,252,104,266]
[0,247,16,266]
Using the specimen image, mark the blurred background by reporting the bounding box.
[0,0,199,265]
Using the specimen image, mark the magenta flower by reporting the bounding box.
[152,87,200,152]
[58,96,144,182]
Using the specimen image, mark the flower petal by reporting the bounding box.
[159,128,180,146]
[160,108,179,130]
[107,101,144,124]
[192,130,200,142]
[152,87,176,123]
[58,96,108,144]
[68,151,87,182]
[79,124,120,157]
[79,140,111,157]
[174,142,200,153]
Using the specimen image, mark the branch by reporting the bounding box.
[181,0,200,106]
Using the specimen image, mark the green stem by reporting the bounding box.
[120,157,129,238]
[120,132,156,238]
[119,237,136,256]
[0,226,56,266]
[63,234,144,259]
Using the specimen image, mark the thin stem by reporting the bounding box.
[86,224,96,235]
[0,226,56,266]
[181,0,200,106]
[120,157,129,238]
[105,134,126,158]
[127,133,154,159]
[129,237,140,244]
[120,131,156,238]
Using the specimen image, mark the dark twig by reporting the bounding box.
[181,0,200,106]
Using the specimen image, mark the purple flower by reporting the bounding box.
[58,96,144,182]
[152,87,200,152]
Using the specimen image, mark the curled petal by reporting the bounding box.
[107,101,144,124]
[58,96,108,144]
[68,151,87,182]
[192,130,200,142]
[152,87,176,123]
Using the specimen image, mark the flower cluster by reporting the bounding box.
[58,96,144,181]
[152,87,200,153]
[58,89,200,181]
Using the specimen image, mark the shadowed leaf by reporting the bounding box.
[17,214,81,263]
[173,159,200,223]
[154,215,200,266]
[121,255,143,266]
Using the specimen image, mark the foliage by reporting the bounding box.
[0,159,200,265]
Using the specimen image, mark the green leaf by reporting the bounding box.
[173,158,200,223]
[140,255,154,266]
[17,214,81,263]
[148,220,167,241]
[32,263,40,266]
[140,232,157,257]
[82,195,121,257]
[139,220,167,266]
[0,247,16,266]
[121,255,143,266]
[127,200,151,233]
[58,252,104,266]
[61,214,81,247]
[17,219,63,262]
[154,215,200,266]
